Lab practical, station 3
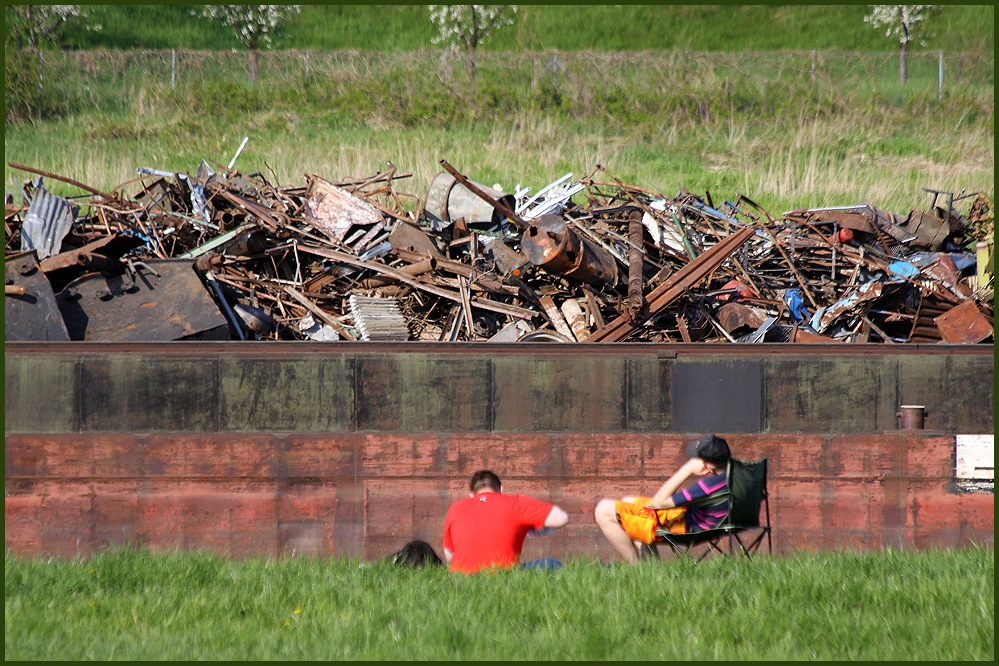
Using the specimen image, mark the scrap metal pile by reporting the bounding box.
[5,154,994,344]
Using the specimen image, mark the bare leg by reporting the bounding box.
[617,497,649,559]
[594,498,640,563]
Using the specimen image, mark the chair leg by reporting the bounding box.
[659,536,696,564]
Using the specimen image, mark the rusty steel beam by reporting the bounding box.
[588,225,756,342]
[37,235,118,273]
[392,248,514,296]
[297,244,538,320]
[205,181,285,230]
[438,160,526,229]
[282,285,357,341]
[8,161,117,202]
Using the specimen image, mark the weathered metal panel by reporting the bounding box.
[4,251,71,342]
[671,358,762,433]
[355,355,493,432]
[898,355,995,433]
[762,356,892,433]
[78,355,219,432]
[55,260,228,342]
[624,356,672,432]
[21,185,74,259]
[4,342,994,436]
[491,354,627,432]
[3,354,78,433]
[219,357,356,432]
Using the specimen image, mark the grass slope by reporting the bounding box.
[5,545,994,660]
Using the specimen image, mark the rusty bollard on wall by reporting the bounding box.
[897,405,927,430]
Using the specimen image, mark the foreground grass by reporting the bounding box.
[5,546,993,660]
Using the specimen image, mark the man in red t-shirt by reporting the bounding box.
[443,470,569,573]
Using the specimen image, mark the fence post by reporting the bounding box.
[811,49,816,85]
[38,48,44,98]
[938,50,943,101]
[171,49,177,91]
[305,51,310,77]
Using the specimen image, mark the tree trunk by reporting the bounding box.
[899,43,908,86]
[249,48,259,83]
[464,48,476,82]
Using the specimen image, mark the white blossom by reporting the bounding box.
[864,5,936,48]
[7,5,100,48]
[193,5,301,50]
[428,5,517,53]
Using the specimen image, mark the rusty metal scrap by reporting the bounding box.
[4,155,994,345]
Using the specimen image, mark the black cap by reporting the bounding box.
[686,435,731,466]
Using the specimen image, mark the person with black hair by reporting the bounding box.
[594,435,732,564]
[442,470,569,573]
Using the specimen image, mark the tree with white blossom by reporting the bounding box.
[428,5,517,79]
[193,5,301,82]
[6,5,99,49]
[5,5,101,116]
[864,5,939,85]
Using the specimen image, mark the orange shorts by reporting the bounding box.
[615,497,687,544]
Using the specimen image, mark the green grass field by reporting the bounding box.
[4,6,993,216]
[5,48,993,216]
[9,5,994,53]
[4,545,993,660]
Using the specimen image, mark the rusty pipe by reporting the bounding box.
[520,214,620,289]
[361,257,437,288]
[223,229,268,257]
[627,210,644,319]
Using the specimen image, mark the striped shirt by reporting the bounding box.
[670,471,729,531]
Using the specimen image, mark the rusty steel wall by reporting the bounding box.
[4,432,992,560]
[4,342,994,434]
[4,342,994,560]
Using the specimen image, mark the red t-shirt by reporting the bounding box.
[442,492,554,573]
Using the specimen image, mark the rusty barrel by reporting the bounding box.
[521,214,619,288]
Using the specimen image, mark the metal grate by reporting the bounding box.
[348,294,411,341]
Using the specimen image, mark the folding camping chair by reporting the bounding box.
[651,457,772,563]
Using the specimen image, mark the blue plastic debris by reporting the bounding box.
[783,288,811,322]
[886,260,920,279]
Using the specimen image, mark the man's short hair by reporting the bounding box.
[686,435,731,466]
[469,470,501,493]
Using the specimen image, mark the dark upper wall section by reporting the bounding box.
[4,342,994,435]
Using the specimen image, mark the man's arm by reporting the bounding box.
[544,505,569,529]
[443,548,453,564]
[648,458,710,508]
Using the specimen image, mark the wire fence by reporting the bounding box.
[8,48,995,118]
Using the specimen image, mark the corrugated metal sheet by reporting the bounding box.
[21,183,74,260]
[349,294,411,341]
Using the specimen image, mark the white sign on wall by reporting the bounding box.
[956,434,994,493]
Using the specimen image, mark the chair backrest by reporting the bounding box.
[723,458,767,528]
